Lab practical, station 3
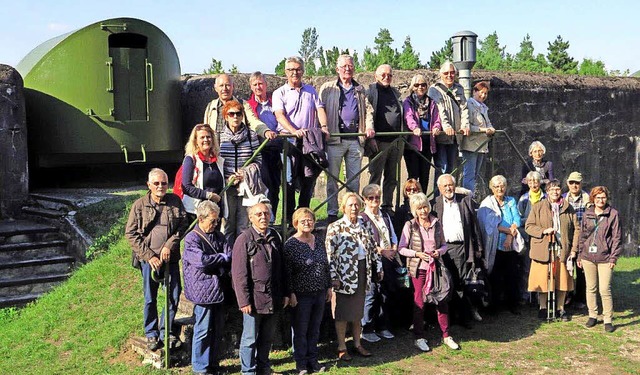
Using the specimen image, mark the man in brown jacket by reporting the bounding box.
[125,168,188,350]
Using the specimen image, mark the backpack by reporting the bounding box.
[173,155,196,199]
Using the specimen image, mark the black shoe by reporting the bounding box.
[538,309,548,321]
[604,323,615,333]
[585,317,597,328]
[169,334,182,349]
[146,336,160,351]
[558,310,571,322]
[309,362,326,373]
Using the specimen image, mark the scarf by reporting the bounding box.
[225,124,249,145]
[550,198,563,233]
[197,151,217,164]
[529,189,542,205]
[410,92,430,121]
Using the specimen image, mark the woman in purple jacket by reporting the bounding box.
[403,74,442,193]
[182,201,231,374]
[577,186,622,333]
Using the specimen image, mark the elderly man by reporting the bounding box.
[432,174,484,324]
[563,171,590,309]
[232,202,288,375]
[366,64,404,213]
[203,73,275,140]
[318,54,374,223]
[428,61,470,189]
[247,71,282,219]
[125,168,188,351]
[273,56,326,220]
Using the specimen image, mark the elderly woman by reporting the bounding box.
[284,208,332,374]
[403,74,442,193]
[326,192,382,361]
[182,201,231,374]
[460,81,495,193]
[520,141,554,195]
[394,178,422,240]
[359,184,398,343]
[399,193,459,352]
[577,186,622,332]
[525,179,578,322]
[219,100,264,243]
[478,175,522,314]
[181,123,225,222]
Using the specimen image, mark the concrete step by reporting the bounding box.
[0,293,43,308]
[0,239,68,262]
[0,255,75,278]
[0,273,71,297]
[0,220,58,240]
[128,336,190,369]
[22,206,67,219]
[29,193,78,209]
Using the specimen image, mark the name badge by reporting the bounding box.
[588,244,598,254]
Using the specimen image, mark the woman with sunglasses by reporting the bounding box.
[460,81,495,194]
[182,123,225,223]
[403,74,442,193]
[182,201,231,374]
[219,100,262,243]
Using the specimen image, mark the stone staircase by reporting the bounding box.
[0,220,74,308]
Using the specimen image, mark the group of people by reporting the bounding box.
[124,55,624,375]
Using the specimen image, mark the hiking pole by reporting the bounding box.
[547,233,556,322]
[163,261,170,369]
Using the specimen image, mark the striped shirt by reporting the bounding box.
[218,124,261,178]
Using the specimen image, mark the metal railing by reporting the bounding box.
[223,130,527,240]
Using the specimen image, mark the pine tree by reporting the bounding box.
[476,31,506,70]
[298,27,319,75]
[373,28,397,67]
[203,58,224,74]
[547,35,578,74]
[397,36,421,70]
[512,34,549,72]
[428,39,453,69]
[578,58,607,76]
[274,58,286,76]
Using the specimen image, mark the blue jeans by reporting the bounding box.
[192,303,225,373]
[239,312,276,374]
[461,150,486,192]
[140,261,181,340]
[291,291,326,370]
[326,139,363,216]
[434,143,458,196]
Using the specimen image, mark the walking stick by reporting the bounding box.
[547,233,557,322]
[163,261,170,369]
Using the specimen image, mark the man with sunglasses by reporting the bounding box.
[366,64,404,213]
[232,202,288,375]
[562,171,591,309]
[125,168,188,351]
[273,56,326,221]
[428,62,470,193]
[318,54,375,224]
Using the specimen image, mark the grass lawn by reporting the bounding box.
[0,192,638,374]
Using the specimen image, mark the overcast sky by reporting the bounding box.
[1,0,638,75]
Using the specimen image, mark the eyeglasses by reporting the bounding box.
[151,181,168,186]
[286,68,303,73]
[568,181,581,185]
[594,196,607,201]
[227,111,243,117]
[413,83,427,88]
[338,64,354,71]
[442,71,456,76]
[366,196,381,201]
[380,73,392,78]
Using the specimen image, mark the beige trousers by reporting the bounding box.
[582,259,614,324]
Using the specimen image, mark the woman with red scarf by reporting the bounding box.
[182,123,226,223]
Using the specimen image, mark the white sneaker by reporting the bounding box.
[361,332,381,343]
[471,309,483,322]
[444,336,460,350]
[415,338,430,352]
[377,330,394,339]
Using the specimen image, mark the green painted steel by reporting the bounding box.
[17,18,182,167]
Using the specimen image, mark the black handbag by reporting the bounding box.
[464,260,489,304]
[363,138,379,157]
[424,258,452,305]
